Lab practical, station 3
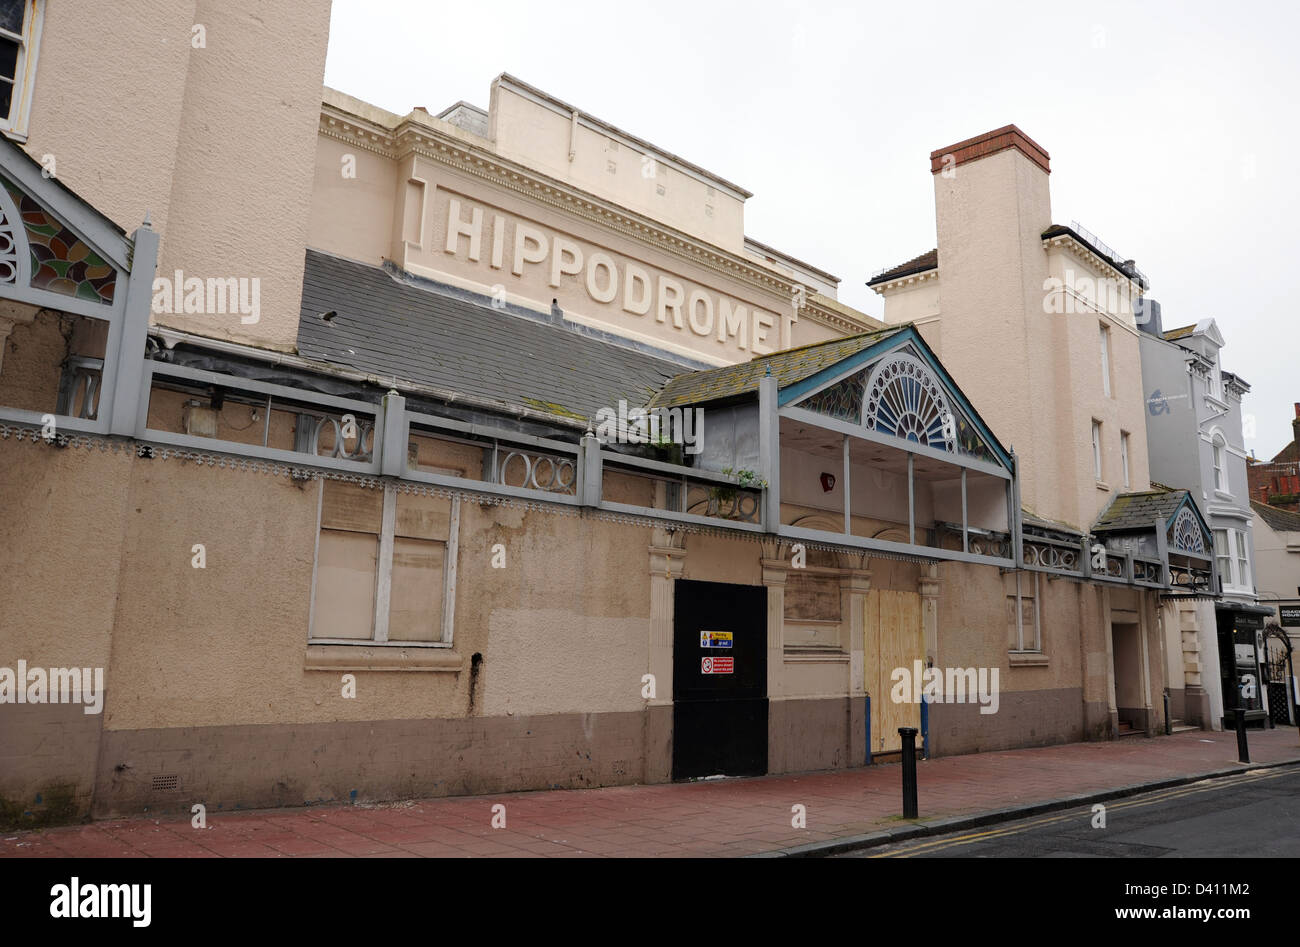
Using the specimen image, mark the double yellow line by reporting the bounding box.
[868,767,1293,858]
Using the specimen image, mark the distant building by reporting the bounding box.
[1138,314,1270,729]
[1247,404,1300,512]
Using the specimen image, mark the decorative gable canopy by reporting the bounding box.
[648,325,1016,567]
[781,329,1009,470]
[0,139,131,317]
[0,134,157,438]
[1093,488,1215,592]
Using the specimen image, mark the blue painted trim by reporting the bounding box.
[865,695,872,766]
[1166,491,1213,547]
[776,326,1014,471]
[921,696,930,760]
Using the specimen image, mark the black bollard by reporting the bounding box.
[1163,691,1171,736]
[899,726,919,819]
[1235,707,1250,763]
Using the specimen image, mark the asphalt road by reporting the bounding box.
[840,764,1300,857]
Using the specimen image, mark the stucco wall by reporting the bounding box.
[21,1,195,239]
[20,1,332,353]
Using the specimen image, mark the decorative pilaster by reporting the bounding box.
[761,558,788,700]
[838,552,872,695]
[918,563,940,668]
[648,528,686,706]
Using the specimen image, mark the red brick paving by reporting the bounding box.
[3,728,1296,858]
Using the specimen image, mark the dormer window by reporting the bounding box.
[1207,352,1222,399]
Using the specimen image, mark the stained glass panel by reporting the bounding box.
[1,176,116,304]
[801,369,865,423]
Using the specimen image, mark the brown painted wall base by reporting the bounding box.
[92,710,651,819]
[1168,686,1186,724]
[928,687,1086,755]
[1183,685,1211,729]
[0,703,104,828]
[13,688,1129,825]
[768,697,860,774]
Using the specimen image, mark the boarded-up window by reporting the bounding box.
[310,482,458,644]
[314,529,379,639]
[388,491,452,642]
[1005,571,1041,652]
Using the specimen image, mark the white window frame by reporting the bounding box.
[1213,528,1235,590]
[1234,530,1251,591]
[1120,430,1131,489]
[1212,434,1227,494]
[1099,323,1112,398]
[0,0,45,142]
[307,481,461,647]
[1092,419,1103,482]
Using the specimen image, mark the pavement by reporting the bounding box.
[840,766,1300,858]
[3,727,1297,858]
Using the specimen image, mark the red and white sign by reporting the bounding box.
[701,656,734,674]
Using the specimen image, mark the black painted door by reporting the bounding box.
[672,579,768,779]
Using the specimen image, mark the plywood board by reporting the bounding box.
[865,588,923,754]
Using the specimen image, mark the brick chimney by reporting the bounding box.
[930,125,1051,177]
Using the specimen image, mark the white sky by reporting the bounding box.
[324,0,1299,459]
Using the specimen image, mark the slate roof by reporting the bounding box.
[1252,500,1300,533]
[867,249,938,287]
[1093,488,1188,532]
[647,327,905,409]
[296,250,685,422]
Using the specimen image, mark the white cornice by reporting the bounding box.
[871,268,939,295]
[318,104,864,332]
[1043,235,1145,293]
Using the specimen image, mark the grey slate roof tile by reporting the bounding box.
[1251,500,1300,533]
[1093,488,1188,532]
[648,327,904,409]
[295,250,685,422]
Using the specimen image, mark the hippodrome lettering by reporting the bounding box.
[443,197,787,356]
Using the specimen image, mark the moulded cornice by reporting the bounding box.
[1043,235,1144,293]
[319,104,873,333]
[872,269,939,295]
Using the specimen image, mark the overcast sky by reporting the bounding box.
[324,0,1299,459]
